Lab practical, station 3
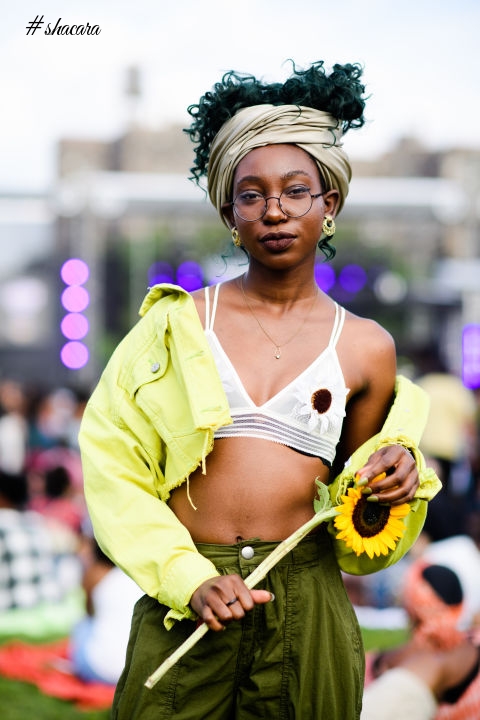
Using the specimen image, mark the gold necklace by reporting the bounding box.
[240,275,318,359]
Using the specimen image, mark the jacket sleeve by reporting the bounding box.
[79,361,221,630]
[326,375,442,576]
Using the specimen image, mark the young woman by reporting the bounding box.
[79,61,440,719]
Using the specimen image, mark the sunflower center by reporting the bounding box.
[352,496,390,537]
[311,388,332,413]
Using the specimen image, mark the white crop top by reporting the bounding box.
[204,283,349,466]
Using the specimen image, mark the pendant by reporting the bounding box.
[274,347,281,359]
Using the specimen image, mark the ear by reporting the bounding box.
[323,190,340,218]
[221,202,235,229]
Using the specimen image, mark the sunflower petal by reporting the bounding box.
[334,487,410,557]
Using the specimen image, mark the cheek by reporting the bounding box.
[305,213,323,236]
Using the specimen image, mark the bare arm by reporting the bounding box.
[334,318,419,505]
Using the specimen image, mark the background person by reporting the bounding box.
[69,531,143,685]
[0,469,62,612]
[364,561,480,720]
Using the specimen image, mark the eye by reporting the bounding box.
[236,191,264,204]
[283,186,310,199]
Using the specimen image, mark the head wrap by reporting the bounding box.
[401,561,465,650]
[207,104,352,226]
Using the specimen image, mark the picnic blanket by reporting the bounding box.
[0,638,114,710]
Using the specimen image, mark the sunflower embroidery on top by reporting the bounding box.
[293,374,349,434]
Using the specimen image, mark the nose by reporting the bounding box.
[263,195,287,220]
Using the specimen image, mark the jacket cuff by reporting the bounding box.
[159,552,220,630]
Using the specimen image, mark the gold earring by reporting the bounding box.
[231,228,242,247]
[322,215,336,237]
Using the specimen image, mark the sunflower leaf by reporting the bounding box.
[313,477,333,513]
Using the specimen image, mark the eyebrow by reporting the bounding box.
[236,169,315,185]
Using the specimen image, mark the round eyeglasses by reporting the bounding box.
[230,186,324,222]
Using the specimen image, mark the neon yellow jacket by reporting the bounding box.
[79,284,440,628]
[327,374,441,574]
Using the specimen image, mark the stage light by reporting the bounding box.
[60,258,90,370]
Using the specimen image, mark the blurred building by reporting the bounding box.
[1,123,479,390]
[0,191,57,385]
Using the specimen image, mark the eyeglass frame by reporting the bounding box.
[228,188,325,223]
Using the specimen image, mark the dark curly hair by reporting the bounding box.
[184,60,367,185]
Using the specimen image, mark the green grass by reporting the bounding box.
[362,626,410,652]
[0,627,407,718]
[0,676,110,719]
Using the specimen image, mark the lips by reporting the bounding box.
[260,232,295,251]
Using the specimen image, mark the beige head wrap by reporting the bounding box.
[208,104,352,226]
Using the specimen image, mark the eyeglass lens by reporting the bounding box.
[233,187,316,222]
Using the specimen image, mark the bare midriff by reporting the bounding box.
[168,436,330,543]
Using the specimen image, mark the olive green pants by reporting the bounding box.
[112,531,364,719]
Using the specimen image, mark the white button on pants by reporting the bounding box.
[241,545,255,559]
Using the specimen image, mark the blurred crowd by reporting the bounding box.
[0,378,142,685]
[0,352,479,709]
[353,350,480,720]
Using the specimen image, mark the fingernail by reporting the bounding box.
[367,495,379,503]
[362,487,372,496]
[356,476,369,487]
[270,593,275,602]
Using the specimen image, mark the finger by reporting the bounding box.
[357,445,413,480]
[251,589,275,605]
[367,472,419,505]
[220,588,274,620]
[201,605,228,632]
[212,587,276,626]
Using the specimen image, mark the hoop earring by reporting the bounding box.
[231,227,242,247]
[322,215,336,237]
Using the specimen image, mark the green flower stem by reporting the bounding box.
[144,505,338,689]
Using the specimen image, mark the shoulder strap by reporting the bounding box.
[328,303,346,348]
[204,286,211,329]
[204,283,221,331]
[210,283,221,330]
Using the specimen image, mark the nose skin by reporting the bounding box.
[263,195,287,222]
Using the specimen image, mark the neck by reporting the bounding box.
[240,270,319,306]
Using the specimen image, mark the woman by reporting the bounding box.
[79,61,440,719]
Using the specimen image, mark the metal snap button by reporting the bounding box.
[241,545,255,560]
[150,362,161,373]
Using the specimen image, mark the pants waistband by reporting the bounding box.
[195,528,331,569]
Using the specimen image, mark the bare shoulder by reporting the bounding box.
[190,280,239,327]
[339,309,397,396]
[343,309,396,356]
[190,286,206,324]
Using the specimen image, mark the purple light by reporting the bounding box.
[148,261,175,286]
[61,313,89,340]
[60,258,89,286]
[61,285,90,312]
[462,324,480,389]
[60,341,89,369]
[338,264,368,294]
[314,263,336,292]
[176,261,203,292]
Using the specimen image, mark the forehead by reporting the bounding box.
[233,144,319,185]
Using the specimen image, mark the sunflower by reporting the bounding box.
[334,487,410,559]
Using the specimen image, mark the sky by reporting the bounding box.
[1,0,479,191]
